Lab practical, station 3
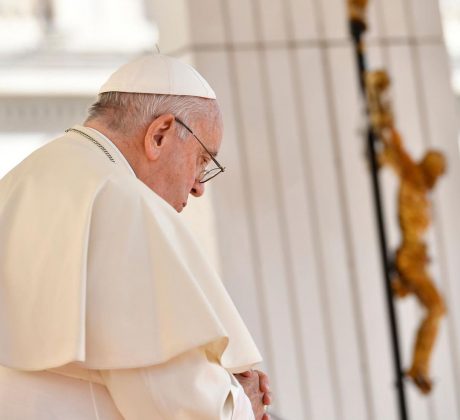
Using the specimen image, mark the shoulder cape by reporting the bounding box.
[0,128,261,372]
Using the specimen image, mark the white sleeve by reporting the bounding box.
[100,347,255,420]
[229,374,255,420]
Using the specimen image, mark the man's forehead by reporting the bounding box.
[195,118,223,153]
[208,130,223,157]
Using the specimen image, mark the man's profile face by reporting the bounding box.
[148,115,223,212]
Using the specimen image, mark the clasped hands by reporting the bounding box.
[235,370,272,420]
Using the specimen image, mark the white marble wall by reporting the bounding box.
[152,0,460,419]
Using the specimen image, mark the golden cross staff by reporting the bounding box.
[346,1,409,419]
[347,0,447,411]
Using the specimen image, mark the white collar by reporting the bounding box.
[71,125,136,177]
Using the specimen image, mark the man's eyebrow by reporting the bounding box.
[201,147,218,158]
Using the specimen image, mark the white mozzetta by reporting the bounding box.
[0,126,261,372]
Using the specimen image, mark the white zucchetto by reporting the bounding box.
[99,54,216,99]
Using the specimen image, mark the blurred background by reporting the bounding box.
[1,1,460,419]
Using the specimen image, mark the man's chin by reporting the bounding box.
[175,202,187,213]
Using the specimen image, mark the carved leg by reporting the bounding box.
[406,281,446,394]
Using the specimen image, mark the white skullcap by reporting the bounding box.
[99,54,216,99]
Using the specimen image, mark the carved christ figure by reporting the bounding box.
[367,70,447,394]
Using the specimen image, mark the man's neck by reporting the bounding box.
[83,120,144,177]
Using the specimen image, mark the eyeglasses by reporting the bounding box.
[175,118,225,183]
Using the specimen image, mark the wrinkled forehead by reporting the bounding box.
[203,99,223,132]
[202,122,223,156]
[194,102,224,150]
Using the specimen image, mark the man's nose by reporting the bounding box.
[191,180,205,197]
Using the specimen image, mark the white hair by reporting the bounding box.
[85,92,221,139]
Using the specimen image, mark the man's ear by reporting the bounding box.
[144,114,175,161]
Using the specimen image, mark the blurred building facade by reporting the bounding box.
[154,1,460,419]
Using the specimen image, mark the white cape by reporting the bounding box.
[0,126,261,373]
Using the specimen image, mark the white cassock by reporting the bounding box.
[0,126,262,419]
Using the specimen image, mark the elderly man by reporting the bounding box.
[0,55,271,419]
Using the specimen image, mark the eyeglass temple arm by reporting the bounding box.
[175,118,225,171]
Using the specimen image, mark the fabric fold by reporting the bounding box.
[0,129,261,372]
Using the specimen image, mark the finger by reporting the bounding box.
[262,391,272,405]
[257,370,269,384]
[234,373,250,381]
[239,370,252,378]
[257,371,270,393]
